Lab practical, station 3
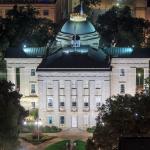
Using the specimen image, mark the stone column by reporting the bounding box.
[65,80,71,128]
[39,80,47,125]
[144,67,149,79]
[7,67,16,85]
[89,80,96,127]
[52,80,59,127]
[77,80,83,129]
[128,67,136,95]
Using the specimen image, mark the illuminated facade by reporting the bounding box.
[5,12,150,129]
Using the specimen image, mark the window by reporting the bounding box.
[84,96,89,107]
[120,84,125,94]
[120,69,125,76]
[60,102,65,106]
[84,102,89,107]
[72,88,77,96]
[31,69,35,76]
[16,68,20,90]
[43,10,49,16]
[48,116,52,124]
[47,88,53,95]
[60,116,65,124]
[31,84,36,94]
[96,96,101,107]
[47,98,53,107]
[31,102,35,109]
[84,88,89,96]
[59,88,65,96]
[84,81,89,88]
[72,102,77,107]
[95,88,101,95]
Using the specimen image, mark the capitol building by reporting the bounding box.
[5,11,150,129]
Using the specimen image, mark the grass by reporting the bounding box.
[74,140,86,150]
[45,140,70,150]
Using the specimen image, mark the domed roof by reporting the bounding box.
[61,20,96,35]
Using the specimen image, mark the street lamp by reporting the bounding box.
[35,118,42,141]
[23,120,27,126]
[116,3,120,6]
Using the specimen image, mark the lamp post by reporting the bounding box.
[138,73,141,89]
[35,118,42,141]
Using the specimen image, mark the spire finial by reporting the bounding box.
[80,1,83,15]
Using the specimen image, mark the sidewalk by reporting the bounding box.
[19,128,92,150]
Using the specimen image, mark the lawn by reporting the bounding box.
[45,140,70,150]
[74,140,86,150]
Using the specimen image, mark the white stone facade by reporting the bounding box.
[5,58,42,110]
[5,57,150,129]
[37,70,111,129]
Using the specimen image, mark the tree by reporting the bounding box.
[96,6,150,47]
[91,94,150,150]
[82,0,101,6]
[0,80,28,150]
[0,5,55,49]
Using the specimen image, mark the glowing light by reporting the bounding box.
[138,73,141,77]
[70,13,87,22]
[116,3,119,6]
[23,121,27,125]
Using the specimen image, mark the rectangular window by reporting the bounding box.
[84,96,89,107]
[59,88,65,96]
[31,84,36,94]
[84,88,89,96]
[31,69,35,76]
[60,102,65,106]
[96,96,101,107]
[83,80,89,88]
[47,88,53,95]
[120,84,125,94]
[16,68,20,90]
[60,116,65,124]
[31,102,35,109]
[84,102,89,107]
[120,69,125,76]
[72,102,77,107]
[95,88,101,95]
[48,116,52,124]
[43,10,49,16]
[71,88,77,95]
[47,97,53,107]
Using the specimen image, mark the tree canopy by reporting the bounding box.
[90,94,150,150]
[0,5,55,50]
[0,80,28,150]
[82,0,101,6]
[96,6,150,48]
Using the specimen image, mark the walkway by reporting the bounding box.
[18,128,92,150]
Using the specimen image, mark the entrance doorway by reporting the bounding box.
[72,116,78,128]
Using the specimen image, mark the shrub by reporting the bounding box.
[41,126,62,133]
[21,124,35,133]
[21,134,55,145]
[87,126,96,133]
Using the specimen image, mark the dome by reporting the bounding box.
[61,20,96,35]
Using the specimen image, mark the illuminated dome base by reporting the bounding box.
[70,13,87,22]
